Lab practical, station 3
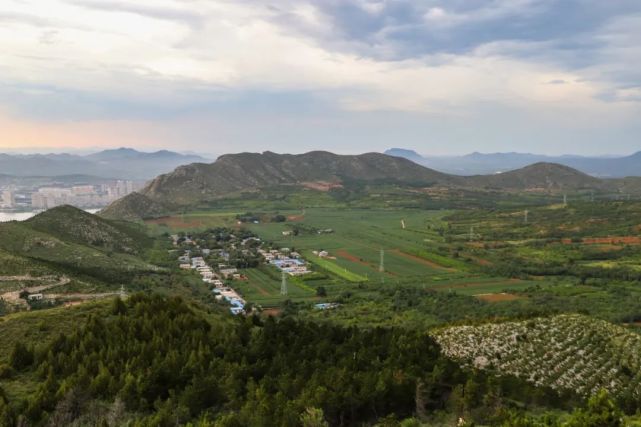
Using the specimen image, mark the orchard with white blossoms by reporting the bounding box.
[435,314,641,399]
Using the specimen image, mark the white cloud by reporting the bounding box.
[0,0,638,133]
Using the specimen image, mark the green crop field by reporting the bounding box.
[232,267,316,307]
[304,254,368,282]
[248,208,467,283]
[145,210,241,234]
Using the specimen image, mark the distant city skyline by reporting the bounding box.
[1,1,640,156]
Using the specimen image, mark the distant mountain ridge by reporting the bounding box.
[101,151,610,220]
[385,148,641,177]
[0,148,209,180]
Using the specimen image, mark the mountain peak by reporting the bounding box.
[102,151,454,219]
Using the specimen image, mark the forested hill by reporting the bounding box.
[465,162,606,191]
[101,151,612,220]
[0,294,582,426]
[25,205,149,254]
[0,205,156,283]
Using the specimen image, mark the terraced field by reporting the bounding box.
[435,314,641,398]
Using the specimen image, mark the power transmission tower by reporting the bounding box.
[469,226,474,241]
[590,190,594,203]
[524,210,529,224]
[280,270,288,296]
[563,193,567,207]
[119,284,127,300]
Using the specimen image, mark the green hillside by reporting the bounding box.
[0,294,577,426]
[0,207,156,278]
[25,205,150,254]
[466,162,607,191]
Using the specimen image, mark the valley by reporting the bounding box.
[2,151,641,425]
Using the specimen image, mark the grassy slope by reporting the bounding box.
[0,207,159,282]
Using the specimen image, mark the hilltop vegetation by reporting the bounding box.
[0,293,588,426]
[1,295,637,426]
[467,162,605,191]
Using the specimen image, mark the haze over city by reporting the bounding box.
[1,0,640,156]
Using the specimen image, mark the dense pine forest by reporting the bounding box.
[0,294,631,426]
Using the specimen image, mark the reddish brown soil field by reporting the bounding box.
[261,308,282,317]
[301,181,343,191]
[561,236,640,245]
[466,242,486,248]
[475,293,522,302]
[336,249,370,266]
[437,278,522,290]
[390,249,454,271]
[286,215,305,222]
[467,255,492,266]
[335,249,397,276]
[249,283,270,296]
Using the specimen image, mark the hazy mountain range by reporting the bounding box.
[385,148,641,177]
[0,148,208,180]
[102,151,630,220]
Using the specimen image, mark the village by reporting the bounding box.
[171,227,314,315]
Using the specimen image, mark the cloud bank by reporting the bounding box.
[0,0,640,155]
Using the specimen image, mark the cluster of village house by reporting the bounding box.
[178,251,246,315]
[172,230,317,314]
[257,248,312,276]
[171,230,342,315]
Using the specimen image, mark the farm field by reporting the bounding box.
[145,210,240,233]
[150,207,568,308]
[231,267,316,307]
[443,201,641,285]
[246,208,529,301]
[247,208,462,280]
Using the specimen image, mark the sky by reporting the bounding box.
[1,0,641,156]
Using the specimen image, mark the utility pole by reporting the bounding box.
[590,190,594,203]
[280,270,288,296]
[469,226,474,241]
[524,210,529,224]
[563,193,567,207]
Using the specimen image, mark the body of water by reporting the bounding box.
[0,208,100,222]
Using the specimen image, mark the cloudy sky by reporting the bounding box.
[1,0,640,156]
